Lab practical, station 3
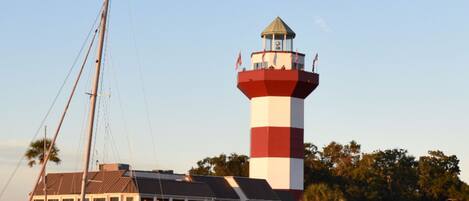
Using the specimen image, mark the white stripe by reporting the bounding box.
[249,157,303,190]
[250,97,304,128]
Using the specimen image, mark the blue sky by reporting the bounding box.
[1,0,469,200]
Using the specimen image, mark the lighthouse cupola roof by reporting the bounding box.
[261,17,296,38]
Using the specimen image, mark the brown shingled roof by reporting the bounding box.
[261,17,296,38]
[34,171,136,195]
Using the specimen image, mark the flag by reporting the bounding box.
[312,53,319,72]
[261,49,266,68]
[235,52,242,70]
[273,52,277,66]
[294,50,299,69]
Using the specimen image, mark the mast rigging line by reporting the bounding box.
[0,5,103,201]
[27,21,100,201]
[126,0,164,198]
[92,0,113,170]
[98,1,122,165]
[107,48,140,193]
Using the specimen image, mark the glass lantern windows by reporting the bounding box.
[263,34,293,51]
[285,38,293,51]
[264,37,272,50]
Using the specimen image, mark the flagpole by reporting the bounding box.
[43,126,47,201]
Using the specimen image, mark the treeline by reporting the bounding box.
[189,141,469,201]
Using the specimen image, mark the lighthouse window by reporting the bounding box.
[254,62,268,69]
[274,39,283,50]
[292,63,304,70]
[265,38,272,50]
[285,39,292,51]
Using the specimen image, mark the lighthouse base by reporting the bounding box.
[274,189,303,201]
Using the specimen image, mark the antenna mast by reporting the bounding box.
[80,0,109,200]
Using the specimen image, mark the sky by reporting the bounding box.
[1,0,469,200]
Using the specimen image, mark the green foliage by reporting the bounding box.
[303,183,345,201]
[24,138,61,167]
[418,150,464,200]
[189,153,249,177]
[189,141,469,201]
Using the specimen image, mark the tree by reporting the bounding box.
[25,138,61,167]
[418,150,464,201]
[188,141,469,201]
[189,153,249,177]
[346,149,419,201]
[303,183,345,201]
[304,143,334,186]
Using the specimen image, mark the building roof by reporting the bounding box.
[232,177,281,200]
[191,175,240,200]
[34,171,136,195]
[273,190,296,201]
[135,177,215,198]
[33,170,286,201]
[261,17,296,38]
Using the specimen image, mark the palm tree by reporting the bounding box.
[24,138,61,167]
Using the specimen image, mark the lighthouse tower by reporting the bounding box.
[237,17,319,200]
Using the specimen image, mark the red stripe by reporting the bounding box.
[251,127,303,158]
[237,70,318,99]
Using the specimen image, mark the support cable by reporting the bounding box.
[28,22,100,201]
[0,6,102,200]
[125,0,164,198]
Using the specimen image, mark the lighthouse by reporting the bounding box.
[237,17,319,200]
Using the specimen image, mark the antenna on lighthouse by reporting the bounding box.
[79,0,110,200]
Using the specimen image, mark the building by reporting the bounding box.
[32,163,294,201]
[237,17,319,200]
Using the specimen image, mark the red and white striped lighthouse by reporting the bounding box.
[237,17,319,200]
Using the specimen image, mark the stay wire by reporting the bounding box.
[0,5,103,200]
[107,50,140,193]
[91,1,112,169]
[28,21,100,201]
[126,0,164,198]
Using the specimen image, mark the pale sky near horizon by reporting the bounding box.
[1,0,469,200]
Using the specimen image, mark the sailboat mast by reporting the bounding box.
[79,0,109,200]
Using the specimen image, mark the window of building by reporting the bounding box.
[110,197,119,201]
[254,62,268,70]
[33,200,44,201]
[93,198,105,201]
[62,199,74,201]
[140,198,152,201]
[126,197,133,201]
[48,199,59,201]
[292,63,304,70]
